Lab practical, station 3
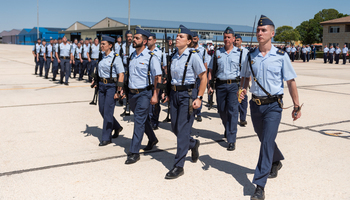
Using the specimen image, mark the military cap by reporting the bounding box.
[235,34,242,39]
[125,30,132,36]
[224,27,235,35]
[42,39,46,42]
[67,39,70,42]
[85,37,89,40]
[116,35,121,38]
[89,38,92,40]
[258,15,274,27]
[167,36,172,40]
[37,38,41,41]
[101,35,115,43]
[149,32,156,38]
[178,25,193,37]
[135,27,150,37]
[192,31,198,37]
[80,39,83,41]
[94,37,98,40]
[58,37,62,40]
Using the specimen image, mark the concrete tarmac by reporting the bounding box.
[0,44,349,199]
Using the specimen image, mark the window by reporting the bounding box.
[329,26,340,33]
[346,25,350,32]
[173,30,178,33]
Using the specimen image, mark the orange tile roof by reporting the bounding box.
[320,16,350,25]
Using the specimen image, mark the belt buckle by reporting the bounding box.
[227,79,232,84]
[174,86,177,91]
[255,98,261,106]
[136,89,139,94]
[63,56,66,59]
[103,78,107,84]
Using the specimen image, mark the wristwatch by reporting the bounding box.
[197,96,203,100]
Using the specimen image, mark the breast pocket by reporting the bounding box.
[135,63,147,77]
[266,66,281,81]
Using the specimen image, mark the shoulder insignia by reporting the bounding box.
[149,52,155,55]
[276,50,285,55]
[195,49,200,53]
[115,54,119,57]
[191,50,197,53]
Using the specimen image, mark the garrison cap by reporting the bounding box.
[235,34,242,39]
[58,37,62,40]
[149,32,156,38]
[135,27,150,37]
[167,36,172,40]
[224,27,235,35]
[258,15,275,27]
[101,35,115,43]
[42,39,46,42]
[178,25,193,37]
[85,37,89,40]
[192,31,198,37]
[89,38,92,40]
[116,35,121,38]
[125,30,132,36]
[80,39,83,41]
[37,38,41,41]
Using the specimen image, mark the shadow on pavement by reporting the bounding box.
[199,155,255,196]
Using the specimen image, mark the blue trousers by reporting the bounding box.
[170,88,197,167]
[343,54,347,64]
[324,53,328,63]
[329,54,333,63]
[52,58,58,79]
[80,60,90,80]
[194,78,202,116]
[60,58,71,84]
[74,60,81,78]
[39,57,45,76]
[250,100,284,188]
[89,60,98,82]
[129,90,157,154]
[98,82,121,141]
[45,58,52,78]
[335,54,340,64]
[239,94,248,122]
[291,53,295,62]
[35,57,39,74]
[148,90,162,127]
[307,52,310,62]
[216,82,239,143]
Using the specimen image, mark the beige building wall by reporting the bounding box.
[66,22,90,31]
[92,18,126,29]
[322,24,350,48]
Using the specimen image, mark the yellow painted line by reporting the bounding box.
[0,85,90,91]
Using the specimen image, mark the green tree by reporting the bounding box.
[274,26,300,44]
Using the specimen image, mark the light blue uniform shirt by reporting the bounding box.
[342,47,348,54]
[329,47,335,54]
[302,48,307,53]
[208,46,248,80]
[195,45,210,64]
[98,51,124,78]
[323,47,329,53]
[32,43,41,54]
[335,48,341,54]
[82,44,90,59]
[307,47,311,52]
[148,47,163,61]
[291,47,296,52]
[242,45,297,96]
[46,44,53,58]
[115,43,121,54]
[90,44,100,59]
[59,43,71,57]
[171,48,206,86]
[128,48,162,89]
[286,47,291,53]
[73,46,82,59]
[38,44,46,56]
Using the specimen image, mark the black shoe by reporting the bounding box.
[44,76,48,79]
[227,143,236,151]
[152,125,159,130]
[162,117,171,123]
[224,130,227,138]
[268,161,282,178]
[125,153,140,164]
[196,115,202,122]
[59,81,63,84]
[89,101,96,105]
[118,99,123,106]
[143,139,159,151]
[191,139,200,163]
[120,110,131,117]
[239,120,247,127]
[35,72,37,75]
[78,78,82,81]
[52,78,56,81]
[112,127,123,139]
[98,141,111,146]
[64,82,69,85]
[165,166,184,179]
[251,185,265,200]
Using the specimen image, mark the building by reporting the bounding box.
[320,16,350,48]
[1,29,21,44]
[17,29,32,45]
[61,17,272,45]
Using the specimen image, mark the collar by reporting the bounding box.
[104,50,115,58]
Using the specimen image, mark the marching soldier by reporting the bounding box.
[52,38,59,81]
[44,39,54,79]
[115,35,122,54]
[91,35,124,146]
[290,45,296,62]
[240,15,301,200]
[335,45,341,64]
[56,36,72,85]
[323,45,329,63]
[89,38,100,82]
[208,27,248,151]
[234,34,249,127]
[306,45,311,62]
[342,44,348,64]
[301,45,307,62]
[32,38,41,75]
[286,45,291,59]
[328,45,335,64]
[192,32,210,122]
[37,39,47,77]
[162,25,207,179]
[71,42,83,78]
[124,27,162,164]
[79,38,91,81]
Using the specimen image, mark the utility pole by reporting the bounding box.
[37,0,39,39]
[128,0,130,30]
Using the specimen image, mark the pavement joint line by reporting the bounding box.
[0,85,90,91]
[0,56,33,66]
[297,87,350,96]
[297,82,350,88]
[0,100,91,109]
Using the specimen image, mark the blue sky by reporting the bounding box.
[1,0,350,32]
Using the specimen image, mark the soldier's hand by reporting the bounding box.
[114,93,118,99]
[72,60,75,64]
[88,58,91,62]
[150,95,158,105]
[91,81,97,88]
[80,59,83,63]
[208,87,214,95]
[292,110,301,121]
[69,60,72,64]
[239,89,247,100]
[51,58,54,62]
[120,89,126,99]
[193,98,202,109]
[37,58,39,62]
[58,59,61,63]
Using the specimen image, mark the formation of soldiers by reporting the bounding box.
[31,15,302,200]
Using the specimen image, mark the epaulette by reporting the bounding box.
[191,50,197,53]
[249,47,256,53]
[149,52,155,55]
[276,49,285,55]
[195,49,200,53]
[115,53,119,57]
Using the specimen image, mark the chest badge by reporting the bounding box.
[251,60,255,65]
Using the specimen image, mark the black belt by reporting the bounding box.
[217,78,240,84]
[75,58,81,60]
[91,58,98,61]
[171,84,195,91]
[82,58,88,60]
[100,78,116,84]
[60,56,69,59]
[39,56,44,57]
[252,94,283,106]
[130,86,152,94]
